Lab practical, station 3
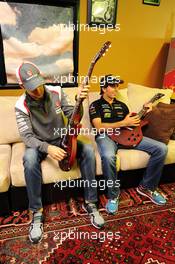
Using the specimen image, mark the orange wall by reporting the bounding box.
[1,0,175,95]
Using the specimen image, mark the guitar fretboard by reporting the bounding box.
[69,62,95,127]
[138,93,164,119]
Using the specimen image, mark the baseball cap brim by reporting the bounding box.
[100,75,124,94]
[100,77,124,88]
[23,75,45,91]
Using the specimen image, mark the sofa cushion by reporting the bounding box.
[10,138,121,187]
[143,102,175,144]
[127,83,173,113]
[0,96,21,144]
[165,140,175,164]
[0,144,11,192]
[118,149,150,171]
[10,142,81,187]
[118,139,175,171]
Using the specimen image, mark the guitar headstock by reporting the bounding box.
[148,93,165,105]
[154,93,165,100]
[93,41,111,64]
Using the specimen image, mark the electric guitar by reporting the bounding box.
[108,93,164,147]
[59,41,112,171]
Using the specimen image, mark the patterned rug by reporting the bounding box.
[0,183,175,264]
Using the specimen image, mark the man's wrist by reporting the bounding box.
[118,120,126,127]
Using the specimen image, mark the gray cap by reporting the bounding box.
[16,62,45,91]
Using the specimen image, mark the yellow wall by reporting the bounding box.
[1,0,175,95]
[79,0,175,92]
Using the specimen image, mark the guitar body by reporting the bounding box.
[109,120,148,147]
[108,92,165,147]
[59,124,81,171]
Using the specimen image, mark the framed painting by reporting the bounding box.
[88,0,118,27]
[143,0,160,6]
[0,0,79,89]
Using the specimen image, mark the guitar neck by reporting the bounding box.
[137,95,160,119]
[69,62,95,126]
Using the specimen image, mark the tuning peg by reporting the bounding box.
[106,49,109,52]
[109,44,112,48]
[103,53,105,56]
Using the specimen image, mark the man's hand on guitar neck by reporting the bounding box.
[47,145,67,161]
[123,113,140,127]
[76,85,90,101]
[143,102,153,114]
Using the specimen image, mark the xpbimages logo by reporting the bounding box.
[53,228,121,244]
[54,178,120,191]
[53,127,121,138]
[57,21,120,35]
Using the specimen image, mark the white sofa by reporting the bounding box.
[0,83,175,197]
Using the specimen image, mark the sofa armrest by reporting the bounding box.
[0,144,11,192]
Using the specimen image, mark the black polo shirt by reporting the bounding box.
[89,97,129,124]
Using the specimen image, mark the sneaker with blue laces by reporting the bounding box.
[106,198,119,214]
[82,203,105,229]
[29,211,44,244]
[136,185,167,205]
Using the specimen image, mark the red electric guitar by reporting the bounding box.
[59,41,112,171]
[108,93,164,147]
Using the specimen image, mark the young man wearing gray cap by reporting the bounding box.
[89,74,167,214]
[15,62,105,243]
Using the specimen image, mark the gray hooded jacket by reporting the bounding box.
[15,85,74,153]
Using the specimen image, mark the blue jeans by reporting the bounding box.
[23,140,97,212]
[95,134,168,199]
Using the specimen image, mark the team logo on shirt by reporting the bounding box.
[89,104,96,114]
[55,101,61,114]
[103,109,111,113]
[102,104,110,109]
[104,113,111,118]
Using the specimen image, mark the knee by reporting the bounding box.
[101,153,116,164]
[157,143,168,157]
[23,148,39,169]
[82,144,95,159]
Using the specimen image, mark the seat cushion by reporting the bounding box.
[118,149,150,171]
[0,144,11,192]
[165,140,175,165]
[10,142,81,187]
[118,139,175,171]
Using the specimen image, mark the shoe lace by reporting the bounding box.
[31,222,42,229]
[109,199,117,204]
[151,190,161,197]
[32,213,43,224]
[87,203,99,214]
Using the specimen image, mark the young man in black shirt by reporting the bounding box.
[89,74,167,214]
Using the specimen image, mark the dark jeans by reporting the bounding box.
[23,140,97,212]
[95,134,168,200]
